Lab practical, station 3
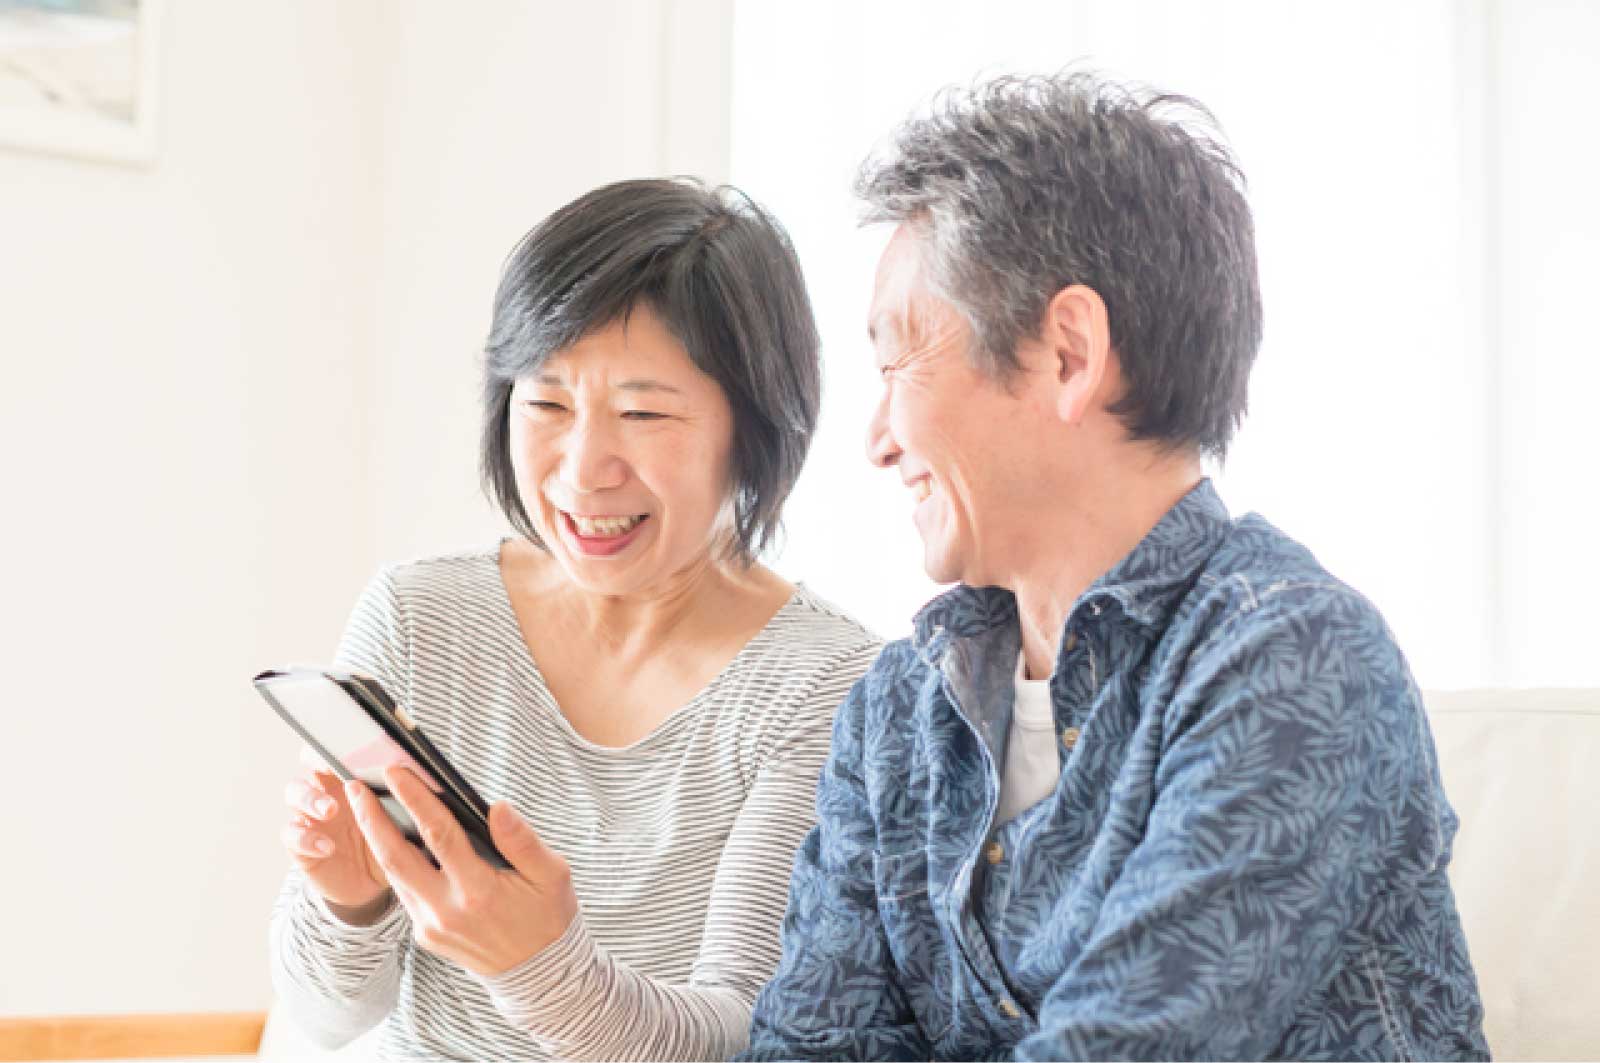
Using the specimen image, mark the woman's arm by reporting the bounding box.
[267,871,410,1049]
[267,567,415,1049]
[474,640,882,1061]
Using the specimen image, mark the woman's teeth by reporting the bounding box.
[571,513,645,538]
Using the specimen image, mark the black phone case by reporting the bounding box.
[254,667,511,870]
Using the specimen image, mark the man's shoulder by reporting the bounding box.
[1165,512,1417,717]
[832,637,930,733]
[1186,512,1389,635]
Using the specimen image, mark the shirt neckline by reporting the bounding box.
[485,541,807,755]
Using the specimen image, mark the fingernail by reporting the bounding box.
[313,838,333,857]
[314,797,335,817]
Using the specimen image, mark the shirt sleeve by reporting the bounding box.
[1015,587,1449,1061]
[268,872,411,1049]
[478,639,884,1062]
[266,568,414,1049]
[739,648,934,1062]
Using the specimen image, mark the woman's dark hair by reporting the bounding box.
[481,178,821,562]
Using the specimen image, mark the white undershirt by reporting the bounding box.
[994,651,1062,826]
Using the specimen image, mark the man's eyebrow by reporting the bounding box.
[868,308,899,345]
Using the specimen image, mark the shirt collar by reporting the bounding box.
[911,478,1232,660]
[1076,477,1232,631]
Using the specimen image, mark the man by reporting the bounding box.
[741,74,1487,1061]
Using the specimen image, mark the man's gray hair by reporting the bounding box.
[856,71,1262,459]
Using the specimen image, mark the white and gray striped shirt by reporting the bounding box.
[269,547,881,1061]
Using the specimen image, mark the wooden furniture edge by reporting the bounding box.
[0,1011,267,1060]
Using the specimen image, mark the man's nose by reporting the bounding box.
[560,418,628,493]
[865,388,901,469]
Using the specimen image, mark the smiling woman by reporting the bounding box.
[268,178,881,1061]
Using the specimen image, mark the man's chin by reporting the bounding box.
[920,542,966,588]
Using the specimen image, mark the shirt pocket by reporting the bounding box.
[872,847,955,1045]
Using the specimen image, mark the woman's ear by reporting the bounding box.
[1040,284,1112,426]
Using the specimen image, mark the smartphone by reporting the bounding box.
[253,667,510,869]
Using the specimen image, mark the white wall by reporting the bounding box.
[2,0,731,1016]
[1,0,379,1015]
[1494,0,1600,685]
[366,0,733,564]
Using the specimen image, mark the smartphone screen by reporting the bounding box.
[262,671,441,794]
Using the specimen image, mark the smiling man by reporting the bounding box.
[740,74,1488,1061]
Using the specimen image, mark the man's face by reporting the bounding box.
[864,225,1047,587]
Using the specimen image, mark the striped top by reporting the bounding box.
[268,547,881,1062]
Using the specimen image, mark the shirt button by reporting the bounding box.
[1064,632,1078,652]
[1060,726,1081,750]
[1000,998,1022,1019]
[985,841,1005,865]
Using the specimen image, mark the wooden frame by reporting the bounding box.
[0,1012,265,1061]
[0,0,166,167]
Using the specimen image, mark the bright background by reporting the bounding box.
[2,0,1594,1017]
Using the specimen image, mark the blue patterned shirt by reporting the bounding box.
[743,480,1487,1061]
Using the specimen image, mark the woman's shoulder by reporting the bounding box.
[361,544,506,617]
[774,584,882,653]
[733,585,884,705]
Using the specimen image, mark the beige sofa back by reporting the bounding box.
[1427,688,1600,1061]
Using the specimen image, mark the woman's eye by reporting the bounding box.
[523,400,567,413]
[622,411,668,421]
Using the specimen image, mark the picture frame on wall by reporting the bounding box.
[0,0,164,167]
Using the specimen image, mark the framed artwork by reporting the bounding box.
[0,0,164,166]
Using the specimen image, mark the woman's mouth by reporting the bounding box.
[559,510,650,557]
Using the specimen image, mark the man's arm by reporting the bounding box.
[740,658,932,1062]
[1017,587,1448,1061]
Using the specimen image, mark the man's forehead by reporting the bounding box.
[867,226,927,342]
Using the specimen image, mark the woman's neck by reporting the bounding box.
[505,539,791,661]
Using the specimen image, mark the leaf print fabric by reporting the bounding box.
[742,479,1488,1062]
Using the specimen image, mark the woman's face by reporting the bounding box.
[508,303,737,597]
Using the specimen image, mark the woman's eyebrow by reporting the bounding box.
[527,374,682,395]
[615,380,683,395]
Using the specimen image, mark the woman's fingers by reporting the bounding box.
[345,778,445,906]
[384,766,493,891]
[285,777,338,821]
[282,818,335,860]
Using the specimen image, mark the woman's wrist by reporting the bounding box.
[324,889,395,927]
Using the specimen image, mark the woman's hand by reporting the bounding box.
[344,766,580,978]
[282,752,391,923]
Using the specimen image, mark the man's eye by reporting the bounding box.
[523,400,567,413]
[622,411,668,421]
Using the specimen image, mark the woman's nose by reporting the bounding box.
[559,419,628,493]
[865,388,901,469]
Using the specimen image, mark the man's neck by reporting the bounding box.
[1009,457,1202,680]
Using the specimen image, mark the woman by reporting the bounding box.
[269,179,880,1061]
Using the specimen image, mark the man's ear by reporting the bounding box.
[1040,284,1112,425]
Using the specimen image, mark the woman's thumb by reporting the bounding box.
[489,800,552,874]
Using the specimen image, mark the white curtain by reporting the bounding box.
[729,0,1600,690]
